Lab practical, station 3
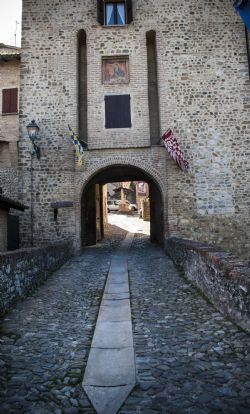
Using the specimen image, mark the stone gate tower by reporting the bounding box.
[19,0,250,257]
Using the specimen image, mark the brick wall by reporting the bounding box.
[18,0,250,257]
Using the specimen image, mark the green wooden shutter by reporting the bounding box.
[97,0,104,24]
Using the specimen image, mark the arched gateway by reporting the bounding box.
[81,164,164,247]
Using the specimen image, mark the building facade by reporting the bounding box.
[18,0,250,257]
[0,44,20,199]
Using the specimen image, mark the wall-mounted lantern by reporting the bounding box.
[27,119,40,159]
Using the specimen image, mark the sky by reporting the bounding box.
[0,0,22,47]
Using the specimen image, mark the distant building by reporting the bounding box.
[0,43,20,199]
[0,44,25,251]
[136,182,149,221]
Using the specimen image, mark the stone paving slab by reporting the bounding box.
[101,299,130,307]
[98,303,131,322]
[109,263,127,272]
[107,273,128,284]
[103,292,130,300]
[92,321,133,348]
[108,268,127,273]
[104,283,129,294]
[83,347,136,386]
[84,384,134,414]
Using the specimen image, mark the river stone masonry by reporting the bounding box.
[0,242,73,315]
[165,236,250,333]
[18,0,250,257]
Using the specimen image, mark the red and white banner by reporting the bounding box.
[162,129,189,172]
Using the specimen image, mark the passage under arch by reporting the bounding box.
[81,164,164,247]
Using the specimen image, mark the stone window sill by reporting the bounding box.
[102,24,127,28]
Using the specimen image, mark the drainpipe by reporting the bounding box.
[30,152,34,247]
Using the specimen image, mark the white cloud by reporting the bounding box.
[0,0,22,47]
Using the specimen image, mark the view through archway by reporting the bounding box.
[106,180,150,234]
[81,165,164,247]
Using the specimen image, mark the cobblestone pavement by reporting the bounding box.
[121,235,250,414]
[1,230,250,414]
[0,227,126,414]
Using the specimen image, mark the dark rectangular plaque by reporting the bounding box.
[50,201,74,209]
[105,94,131,129]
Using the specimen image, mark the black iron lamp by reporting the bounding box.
[27,119,40,159]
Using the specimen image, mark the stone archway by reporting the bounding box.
[81,164,164,247]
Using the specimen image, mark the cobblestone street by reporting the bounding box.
[1,227,250,413]
[123,235,250,414]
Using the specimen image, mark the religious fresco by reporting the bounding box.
[102,57,129,84]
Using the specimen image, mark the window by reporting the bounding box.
[105,3,125,25]
[2,88,18,114]
[105,94,131,128]
[97,0,133,26]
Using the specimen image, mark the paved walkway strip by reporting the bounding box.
[82,233,136,414]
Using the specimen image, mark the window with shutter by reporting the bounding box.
[97,0,104,25]
[105,94,131,128]
[126,0,133,24]
[97,0,133,25]
[2,88,18,114]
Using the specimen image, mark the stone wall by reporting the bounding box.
[19,0,250,257]
[0,242,73,315]
[165,237,250,333]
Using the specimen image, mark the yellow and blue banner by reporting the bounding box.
[68,125,85,166]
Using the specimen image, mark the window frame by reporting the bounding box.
[104,1,126,26]
[97,0,133,26]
